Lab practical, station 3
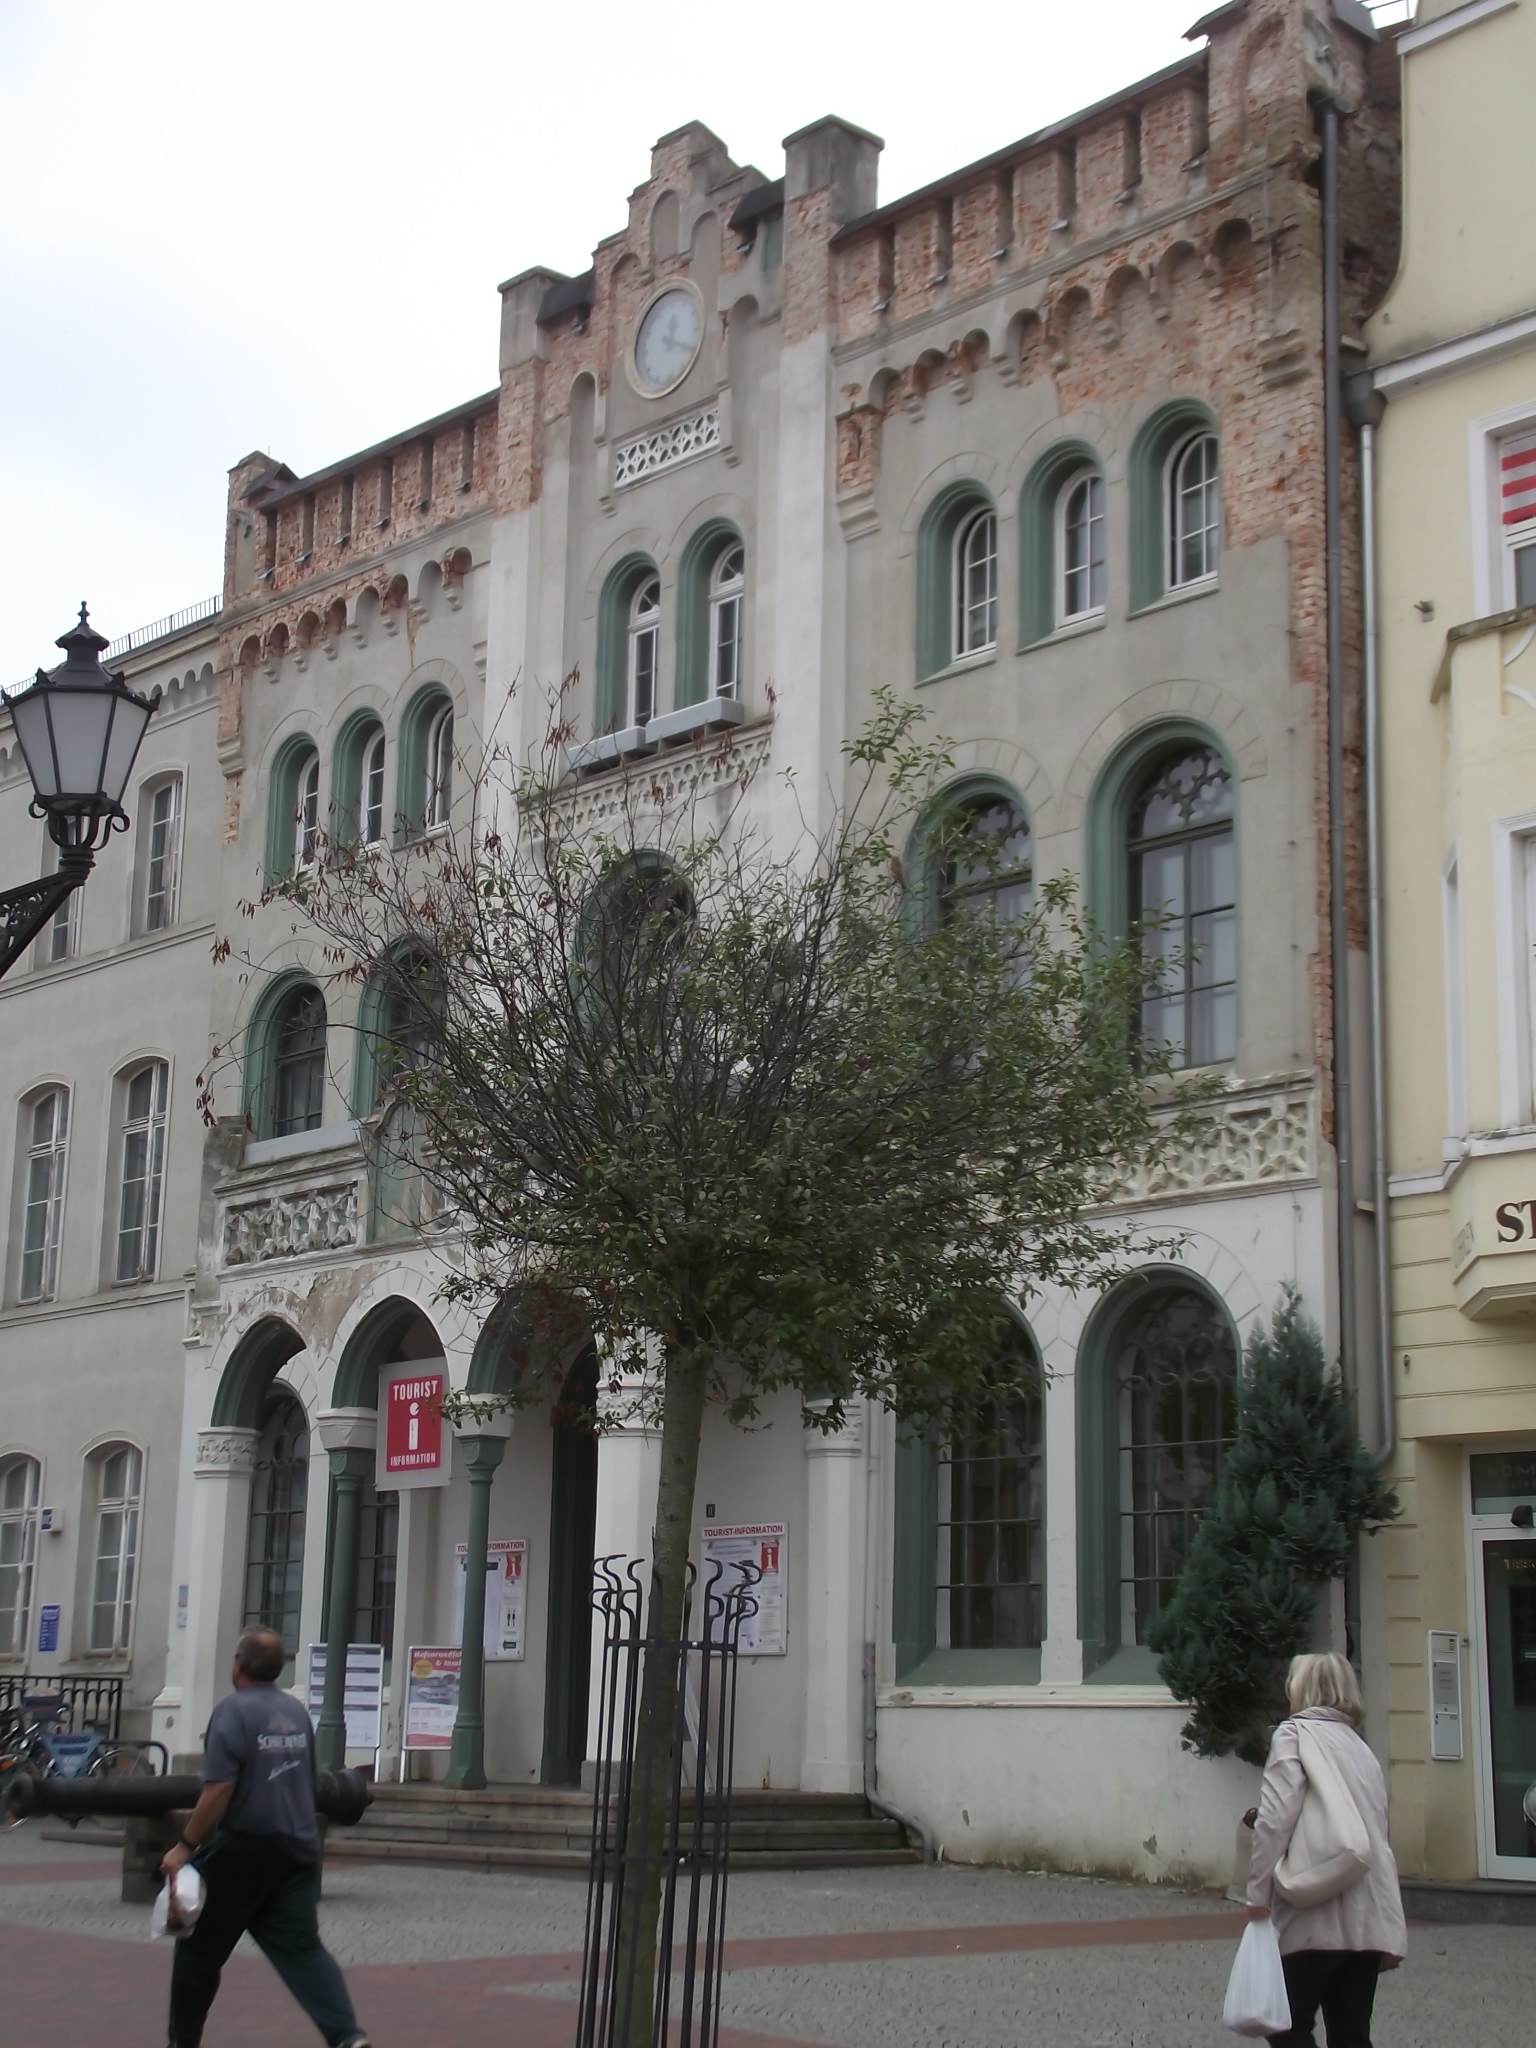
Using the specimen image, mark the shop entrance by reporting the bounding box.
[1471,1450,1536,1879]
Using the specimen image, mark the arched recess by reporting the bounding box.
[467,1295,533,1398]
[675,517,744,711]
[915,478,997,680]
[265,732,320,880]
[1083,715,1240,952]
[541,1343,600,1785]
[395,682,454,846]
[241,968,328,1141]
[332,1298,444,1412]
[904,772,1034,935]
[332,708,385,848]
[1018,436,1103,648]
[893,1304,1044,1684]
[1074,1267,1241,1680]
[595,552,660,734]
[211,1315,307,1429]
[1128,398,1219,612]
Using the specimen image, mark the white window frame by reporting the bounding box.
[1463,1438,1536,1881]
[361,727,386,845]
[1491,809,1536,1129]
[36,835,80,967]
[0,1456,41,1660]
[19,1087,69,1304]
[294,749,320,870]
[1056,469,1106,626]
[1444,849,1468,1139]
[1469,403,1536,618]
[627,577,661,727]
[425,705,453,832]
[142,775,183,933]
[709,546,744,700]
[1500,432,1536,610]
[88,1443,143,1656]
[115,1061,169,1285]
[1167,431,1221,591]
[951,507,998,661]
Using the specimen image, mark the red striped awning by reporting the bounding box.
[1504,438,1536,527]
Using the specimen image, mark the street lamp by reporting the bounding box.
[0,606,157,980]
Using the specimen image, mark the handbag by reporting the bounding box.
[1273,1719,1371,1908]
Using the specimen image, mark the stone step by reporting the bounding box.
[326,1834,918,1874]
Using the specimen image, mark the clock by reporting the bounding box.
[631,286,703,396]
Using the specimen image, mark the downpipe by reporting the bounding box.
[862,1642,936,1864]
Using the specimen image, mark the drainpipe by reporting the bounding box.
[862,1643,936,1863]
[1344,372,1396,1467]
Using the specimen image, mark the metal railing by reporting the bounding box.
[0,1674,124,1739]
[105,595,221,659]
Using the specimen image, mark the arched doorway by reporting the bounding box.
[541,1346,599,1786]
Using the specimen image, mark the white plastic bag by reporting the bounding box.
[1222,1916,1291,2037]
[150,1865,205,1941]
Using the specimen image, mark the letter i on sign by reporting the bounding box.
[409,1400,419,1452]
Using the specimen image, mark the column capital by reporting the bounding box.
[457,1432,509,1475]
[194,1427,259,1476]
[327,1444,375,1483]
[802,1401,865,1456]
[316,1407,377,1454]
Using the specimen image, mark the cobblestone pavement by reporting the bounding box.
[3,1820,1532,2048]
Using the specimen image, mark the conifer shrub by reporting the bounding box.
[1147,1287,1399,1764]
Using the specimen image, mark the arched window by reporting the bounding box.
[953,507,998,660]
[938,1345,1044,1652]
[937,792,1034,929]
[628,576,661,727]
[243,1393,309,1659]
[141,775,183,933]
[1130,745,1236,1067]
[354,1476,399,1659]
[709,545,744,699]
[1168,432,1220,588]
[115,1060,168,1283]
[362,727,386,845]
[0,1455,40,1657]
[272,987,327,1137]
[89,1443,142,1653]
[1113,1287,1236,1645]
[20,1088,69,1303]
[425,705,453,831]
[294,748,320,870]
[1058,470,1106,624]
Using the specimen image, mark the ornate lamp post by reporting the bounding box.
[0,606,157,980]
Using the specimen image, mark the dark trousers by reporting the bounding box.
[168,1835,358,2048]
[1268,1949,1381,2048]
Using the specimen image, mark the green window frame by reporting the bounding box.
[675,521,744,711]
[909,775,1034,937]
[331,713,386,849]
[244,972,328,1141]
[1018,439,1103,648]
[264,734,320,882]
[893,1313,1045,1684]
[915,481,996,681]
[595,555,660,734]
[1076,1274,1239,1681]
[394,686,453,846]
[1127,400,1218,613]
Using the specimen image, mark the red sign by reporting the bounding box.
[380,1367,450,1488]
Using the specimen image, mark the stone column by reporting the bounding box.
[180,1428,260,1759]
[801,1404,866,1793]
[315,1410,378,1772]
[445,1425,510,1790]
[584,1375,662,1769]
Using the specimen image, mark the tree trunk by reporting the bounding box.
[619,1342,709,2048]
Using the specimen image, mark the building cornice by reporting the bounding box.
[1395,0,1518,56]
[1371,307,1536,398]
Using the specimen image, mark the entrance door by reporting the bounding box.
[1476,1532,1536,1875]
[540,1348,599,1786]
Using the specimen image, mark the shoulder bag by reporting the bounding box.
[1273,1720,1372,1908]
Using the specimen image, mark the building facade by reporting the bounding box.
[1366,0,1536,1888]
[1,0,1404,1885]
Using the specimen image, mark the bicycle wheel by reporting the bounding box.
[89,1743,157,1778]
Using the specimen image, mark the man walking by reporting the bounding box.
[160,1626,370,2048]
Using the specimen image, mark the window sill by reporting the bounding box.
[1018,615,1107,654]
[881,1682,1181,1709]
[897,1648,1042,1687]
[1127,577,1219,621]
[917,650,997,687]
[243,1120,360,1168]
[645,696,748,745]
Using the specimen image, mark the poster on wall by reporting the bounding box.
[700,1522,787,1655]
[401,1646,461,1753]
[377,1366,453,1491]
[453,1538,529,1660]
[303,1642,386,1751]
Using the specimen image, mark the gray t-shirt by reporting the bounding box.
[203,1684,319,1851]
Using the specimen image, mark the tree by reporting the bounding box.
[1146,1287,1399,1765]
[244,687,1183,2041]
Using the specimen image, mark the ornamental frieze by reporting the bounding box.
[220,1182,359,1268]
[1106,1092,1312,1206]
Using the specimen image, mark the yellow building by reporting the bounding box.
[1366,0,1536,1892]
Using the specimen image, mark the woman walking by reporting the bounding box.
[1245,1652,1406,2047]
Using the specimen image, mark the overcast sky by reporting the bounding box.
[0,0,1406,683]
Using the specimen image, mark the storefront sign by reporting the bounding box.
[700,1522,787,1655]
[402,1646,461,1751]
[304,1641,386,1752]
[453,1538,528,1660]
[1495,1200,1536,1242]
[377,1366,453,1491]
[36,1605,59,1654]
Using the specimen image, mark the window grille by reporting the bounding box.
[89,1445,143,1653]
[353,1477,399,1661]
[273,989,327,1137]
[116,1061,168,1283]
[20,1089,69,1303]
[143,778,182,932]
[244,1396,309,1657]
[709,545,744,699]
[0,1458,40,1658]
[1169,433,1220,588]
[953,508,998,659]
[628,577,661,726]
[936,1350,1044,1650]
[1060,471,1106,622]
[1130,746,1236,1068]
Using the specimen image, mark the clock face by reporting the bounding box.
[633,288,702,395]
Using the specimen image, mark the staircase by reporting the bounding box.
[327,1782,919,1872]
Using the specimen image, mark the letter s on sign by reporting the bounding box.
[1496,1202,1525,1243]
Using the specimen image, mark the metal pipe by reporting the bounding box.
[862,1643,936,1863]
[4,1765,373,1826]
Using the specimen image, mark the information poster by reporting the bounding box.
[402,1646,461,1751]
[700,1522,787,1655]
[304,1641,386,1751]
[453,1538,529,1660]
[377,1366,452,1491]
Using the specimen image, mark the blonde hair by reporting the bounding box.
[1286,1651,1364,1728]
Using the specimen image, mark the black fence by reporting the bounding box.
[0,1675,124,1739]
[578,1555,759,2048]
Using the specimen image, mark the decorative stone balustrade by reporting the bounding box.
[220,1181,360,1268]
[1105,1087,1312,1206]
